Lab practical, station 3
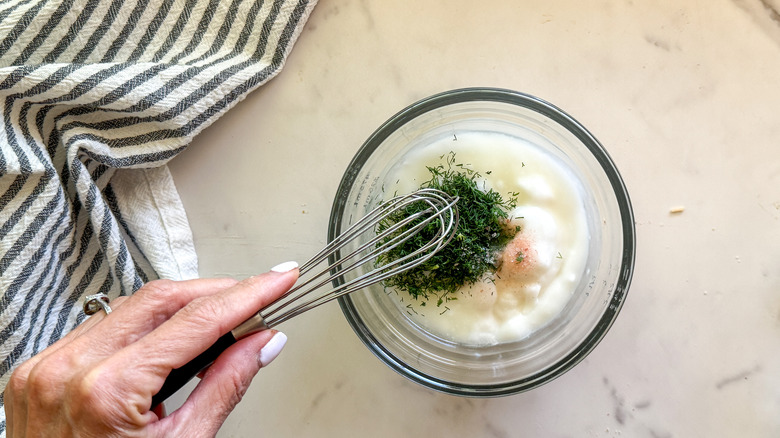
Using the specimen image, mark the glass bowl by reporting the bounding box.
[328,88,635,396]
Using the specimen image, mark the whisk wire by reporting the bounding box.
[149,188,459,408]
[260,195,435,319]
[267,204,456,325]
[255,189,458,328]
[265,192,427,305]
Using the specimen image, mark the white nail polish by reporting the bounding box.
[259,332,287,367]
[270,261,298,273]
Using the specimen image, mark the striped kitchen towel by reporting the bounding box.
[0,0,317,430]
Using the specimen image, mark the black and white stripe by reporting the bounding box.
[0,0,316,430]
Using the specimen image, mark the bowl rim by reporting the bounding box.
[329,87,636,397]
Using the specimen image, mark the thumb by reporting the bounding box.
[163,330,288,436]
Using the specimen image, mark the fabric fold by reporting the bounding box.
[0,0,317,430]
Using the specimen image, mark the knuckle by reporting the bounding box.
[72,372,99,408]
[177,295,225,328]
[136,279,178,302]
[6,363,31,396]
[135,280,186,325]
[68,366,133,428]
[192,294,225,317]
[217,362,249,410]
[72,368,109,416]
[109,296,129,309]
[25,359,68,407]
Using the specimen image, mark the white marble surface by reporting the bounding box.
[167,0,780,436]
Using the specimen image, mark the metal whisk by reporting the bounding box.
[151,188,459,406]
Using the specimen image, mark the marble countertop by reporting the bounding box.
[167,1,780,436]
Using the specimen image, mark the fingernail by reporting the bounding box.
[270,261,298,273]
[259,332,287,367]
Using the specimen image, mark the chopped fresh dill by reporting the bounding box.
[376,151,519,304]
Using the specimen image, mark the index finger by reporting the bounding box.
[105,267,299,403]
[72,277,240,357]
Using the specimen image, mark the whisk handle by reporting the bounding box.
[150,332,237,407]
[151,312,270,407]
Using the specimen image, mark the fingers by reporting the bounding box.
[160,330,287,436]
[4,266,299,436]
[5,293,132,434]
[8,277,243,429]
[134,269,297,368]
[73,279,239,356]
[104,268,299,405]
[9,295,127,374]
[2,305,116,436]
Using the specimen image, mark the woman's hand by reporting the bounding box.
[4,263,299,437]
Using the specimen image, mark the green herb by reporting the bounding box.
[376,152,519,304]
[515,251,525,263]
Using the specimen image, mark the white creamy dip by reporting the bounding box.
[384,131,589,346]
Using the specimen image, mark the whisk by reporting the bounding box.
[151,188,459,406]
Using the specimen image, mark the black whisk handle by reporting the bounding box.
[150,332,237,407]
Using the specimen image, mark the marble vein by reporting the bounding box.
[714,365,761,389]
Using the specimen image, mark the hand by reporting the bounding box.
[4,265,299,437]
